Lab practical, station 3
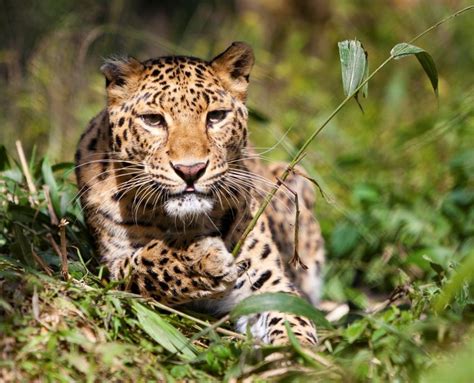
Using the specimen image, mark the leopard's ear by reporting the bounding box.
[211,42,254,102]
[100,56,144,104]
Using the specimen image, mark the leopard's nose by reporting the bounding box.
[171,161,208,185]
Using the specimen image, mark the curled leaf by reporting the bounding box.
[338,39,369,110]
[391,43,438,96]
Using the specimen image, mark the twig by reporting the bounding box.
[292,168,334,204]
[192,313,231,339]
[276,177,307,270]
[62,276,250,345]
[232,160,304,256]
[232,5,474,257]
[365,284,411,314]
[46,233,62,258]
[188,313,259,344]
[148,300,247,341]
[15,140,37,204]
[58,219,69,280]
[31,245,53,276]
[43,185,59,226]
[258,366,314,380]
[46,232,69,280]
[294,346,337,369]
[237,354,292,379]
[32,286,40,321]
[406,5,474,45]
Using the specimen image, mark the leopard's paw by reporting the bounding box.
[188,237,242,295]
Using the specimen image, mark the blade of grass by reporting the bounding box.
[132,301,197,360]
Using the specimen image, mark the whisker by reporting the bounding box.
[217,181,241,207]
[132,180,154,223]
[210,184,224,210]
[228,167,280,186]
[203,211,221,234]
[213,181,237,209]
[73,167,145,204]
[243,127,292,156]
[227,168,296,201]
[227,155,274,164]
[134,183,155,222]
[224,176,292,214]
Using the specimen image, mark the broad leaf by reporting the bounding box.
[230,292,332,328]
[133,301,197,360]
[345,320,368,344]
[338,39,369,109]
[391,43,438,96]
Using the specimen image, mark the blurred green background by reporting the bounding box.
[1,0,472,300]
[1,0,473,380]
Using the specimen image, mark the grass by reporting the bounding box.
[1,3,474,381]
[0,93,473,381]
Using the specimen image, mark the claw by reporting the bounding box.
[236,259,251,276]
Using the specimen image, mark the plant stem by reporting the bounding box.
[232,55,391,257]
[408,5,473,45]
[147,299,246,340]
[232,5,474,257]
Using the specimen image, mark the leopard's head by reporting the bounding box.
[102,42,254,219]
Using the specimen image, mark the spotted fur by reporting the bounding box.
[75,42,325,345]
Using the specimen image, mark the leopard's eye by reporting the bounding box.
[206,110,229,126]
[140,114,166,128]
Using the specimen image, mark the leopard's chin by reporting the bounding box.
[164,193,214,219]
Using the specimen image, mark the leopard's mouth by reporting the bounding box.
[164,190,215,218]
[172,189,211,198]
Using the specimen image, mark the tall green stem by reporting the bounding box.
[232,5,473,257]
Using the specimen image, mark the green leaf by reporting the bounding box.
[41,157,58,194]
[338,39,369,110]
[344,320,368,344]
[390,43,438,96]
[230,292,332,328]
[371,328,387,343]
[133,301,197,360]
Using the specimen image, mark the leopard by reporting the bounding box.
[75,42,325,345]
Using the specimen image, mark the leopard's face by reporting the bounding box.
[102,43,254,219]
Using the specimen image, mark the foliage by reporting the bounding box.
[0,151,472,381]
[1,1,474,381]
